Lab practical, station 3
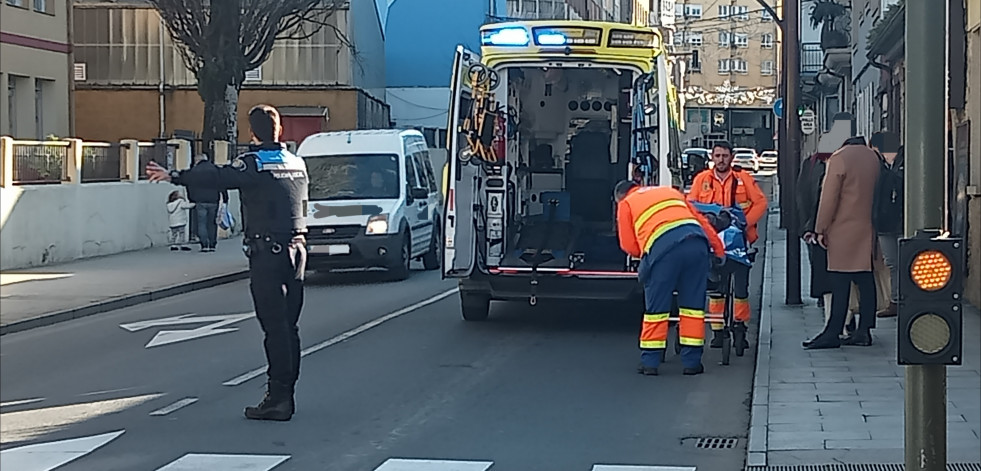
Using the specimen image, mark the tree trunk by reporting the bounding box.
[198,69,239,157]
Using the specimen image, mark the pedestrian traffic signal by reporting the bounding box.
[897,230,963,365]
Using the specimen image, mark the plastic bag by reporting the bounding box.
[218,203,235,231]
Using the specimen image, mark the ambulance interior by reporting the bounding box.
[500,66,636,272]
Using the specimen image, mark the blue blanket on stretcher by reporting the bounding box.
[691,202,752,267]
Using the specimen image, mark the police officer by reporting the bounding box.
[146,105,309,421]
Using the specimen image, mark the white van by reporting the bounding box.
[296,129,442,280]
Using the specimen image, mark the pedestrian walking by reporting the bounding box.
[804,138,881,349]
[615,181,725,376]
[166,190,195,251]
[870,131,904,318]
[687,141,768,351]
[187,154,227,252]
[147,104,309,421]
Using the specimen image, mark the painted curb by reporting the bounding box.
[0,270,250,336]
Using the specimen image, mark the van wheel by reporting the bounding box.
[460,292,490,322]
[422,223,441,270]
[388,231,411,281]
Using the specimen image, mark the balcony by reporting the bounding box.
[801,43,822,76]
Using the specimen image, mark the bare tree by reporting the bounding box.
[148,0,343,149]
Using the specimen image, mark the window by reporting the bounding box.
[761,33,774,48]
[304,154,401,201]
[404,151,420,190]
[761,60,775,75]
[688,32,703,46]
[685,4,702,18]
[732,59,748,73]
[718,59,730,73]
[735,33,748,47]
[33,0,50,14]
[718,5,730,17]
[6,0,25,7]
[762,9,773,21]
[244,67,262,82]
[34,79,44,140]
[688,53,702,72]
[718,31,730,46]
[734,5,749,20]
[7,78,16,136]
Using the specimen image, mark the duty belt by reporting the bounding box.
[244,233,292,256]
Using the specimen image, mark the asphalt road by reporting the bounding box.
[1,178,773,471]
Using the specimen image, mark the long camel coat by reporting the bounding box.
[814,144,881,272]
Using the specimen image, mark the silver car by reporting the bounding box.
[733,148,760,172]
[759,150,778,169]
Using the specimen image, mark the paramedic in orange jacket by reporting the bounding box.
[687,141,768,351]
[615,181,726,376]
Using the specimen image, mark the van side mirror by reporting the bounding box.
[410,187,429,200]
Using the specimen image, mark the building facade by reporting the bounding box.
[71,1,388,144]
[960,0,980,306]
[674,0,780,151]
[0,0,73,139]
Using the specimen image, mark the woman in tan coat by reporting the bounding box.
[803,138,881,349]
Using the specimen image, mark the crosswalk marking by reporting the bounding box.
[155,453,289,470]
[374,459,494,471]
[0,397,44,408]
[149,397,199,416]
[0,430,124,471]
[592,466,696,471]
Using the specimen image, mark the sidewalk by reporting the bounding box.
[0,239,248,335]
[747,217,981,467]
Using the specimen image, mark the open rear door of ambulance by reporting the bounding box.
[442,45,482,279]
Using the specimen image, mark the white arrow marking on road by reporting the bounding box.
[374,459,494,471]
[119,313,254,348]
[155,453,289,470]
[0,430,124,471]
[222,288,459,387]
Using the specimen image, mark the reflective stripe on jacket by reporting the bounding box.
[687,168,768,243]
[616,186,725,261]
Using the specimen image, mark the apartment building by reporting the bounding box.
[0,0,73,139]
[70,0,388,144]
[673,0,781,150]
[505,0,624,22]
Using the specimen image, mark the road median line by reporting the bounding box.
[0,270,250,336]
[222,287,460,387]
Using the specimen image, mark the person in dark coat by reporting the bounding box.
[796,151,833,312]
[187,154,229,252]
[870,131,904,318]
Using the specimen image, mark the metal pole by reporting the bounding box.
[904,0,948,469]
[783,0,802,305]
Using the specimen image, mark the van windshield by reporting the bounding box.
[305,154,400,200]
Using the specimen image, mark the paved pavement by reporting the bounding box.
[747,215,981,467]
[0,241,249,335]
[0,180,774,471]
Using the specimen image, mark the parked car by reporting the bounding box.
[682,148,711,186]
[733,147,760,172]
[759,150,778,170]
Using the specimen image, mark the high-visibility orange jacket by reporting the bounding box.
[617,186,725,261]
[687,168,768,244]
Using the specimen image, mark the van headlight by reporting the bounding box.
[366,214,389,235]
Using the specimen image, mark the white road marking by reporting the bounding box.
[592,466,696,471]
[155,453,289,470]
[149,397,199,416]
[0,398,44,408]
[80,387,136,397]
[0,430,124,471]
[120,313,255,348]
[373,458,494,471]
[222,288,459,387]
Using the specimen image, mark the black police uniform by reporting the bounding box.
[170,141,308,421]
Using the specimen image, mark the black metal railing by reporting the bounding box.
[138,142,176,179]
[801,42,823,74]
[12,142,70,185]
[81,143,122,182]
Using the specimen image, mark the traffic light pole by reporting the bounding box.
[904,1,948,469]
[782,0,802,306]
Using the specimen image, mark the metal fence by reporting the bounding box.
[12,141,70,185]
[137,142,176,179]
[801,43,823,74]
[81,142,122,182]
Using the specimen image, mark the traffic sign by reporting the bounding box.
[800,109,816,135]
[773,98,783,119]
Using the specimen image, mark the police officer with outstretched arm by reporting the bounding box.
[146,105,309,421]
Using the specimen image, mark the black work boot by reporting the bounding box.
[683,364,705,375]
[710,330,724,348]
[733,322,749,354]
[244,381,294,421]
[636,363,658,375]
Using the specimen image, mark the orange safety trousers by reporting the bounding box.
[707,262,752,330]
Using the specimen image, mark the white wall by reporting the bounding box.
[1,182,241,270]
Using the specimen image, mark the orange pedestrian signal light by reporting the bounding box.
[909,250,952,291]
[897,231,963,365]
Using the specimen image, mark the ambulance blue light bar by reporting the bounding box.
[481,27,530,46]
[532,26,602,46]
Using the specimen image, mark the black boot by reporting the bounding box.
[733,322,749,352]
[244,381,294,421]
[710,330,724,348]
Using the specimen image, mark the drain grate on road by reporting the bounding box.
[745,464,981,471]
[694,437,739,449]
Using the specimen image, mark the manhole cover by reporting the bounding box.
[745,464,981,471]
[694,437,739,449]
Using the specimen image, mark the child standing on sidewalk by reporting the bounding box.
[167,190,195,251]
